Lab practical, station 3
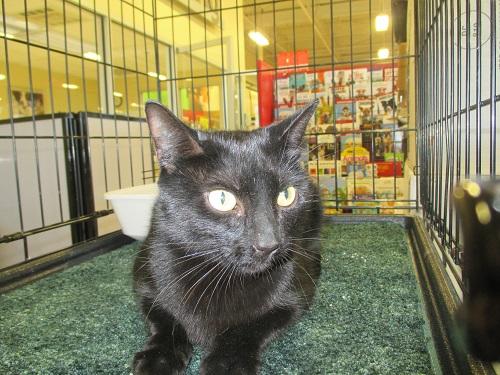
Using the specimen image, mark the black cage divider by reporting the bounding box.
[0,113,106,247]
[63,113,98,244]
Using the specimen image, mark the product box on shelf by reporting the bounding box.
[316,96,334,125]
[317,175,347,215]
[308,159,338,176]
[340,133,362,152]
[334,101,357,128]
[384,66,399,81]
[346,176,409,214]
[356,100,378,126]
[371,67,384,82]
[375,161,403,177]
[308,140,337,163]
[340,144,370,177]
[372,81,393,97]
[353,82,370,99]
[346,176,408,199]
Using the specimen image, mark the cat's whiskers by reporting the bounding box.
[167,253,223,292]
[169,249,221,268]
[203,263,233,317]
[266,268,274,285]
[287,250,318,265]
[287,246,319,263]
[292,269,308,304]
[307,144,322,155]
[134,257,152,274]
[222,263,238,307]
[299,227,322,234]
[180,255,225,306]
[290,259,318,290]
[145,253,223,320]
[289,236,325,242]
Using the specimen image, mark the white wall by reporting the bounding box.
[0,118,72,268]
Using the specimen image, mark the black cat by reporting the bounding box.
[133,100,322,375]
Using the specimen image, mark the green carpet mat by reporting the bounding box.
[0,223,435,374]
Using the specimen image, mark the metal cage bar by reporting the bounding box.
[417,0,499,293]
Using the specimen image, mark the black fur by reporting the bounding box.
[133,100,322,374]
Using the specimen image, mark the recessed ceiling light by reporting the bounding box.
[375,14,389,31]
[83,51,101,61]
[148,72,167,81]
[113,91,123,97]
[248,31,269,46]
[377,48,390,59]
[0,73,6,80]
[62,83,79,89]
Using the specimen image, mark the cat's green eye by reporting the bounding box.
[277,186,297,207]
[208,190,237,212]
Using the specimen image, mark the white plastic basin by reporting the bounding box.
[104,183,159,241]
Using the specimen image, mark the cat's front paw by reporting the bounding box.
[133,346,191,375]
[200,352,259,375]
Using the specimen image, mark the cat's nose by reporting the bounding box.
[253,242,279,256]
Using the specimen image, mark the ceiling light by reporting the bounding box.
[0,31,14,39]
[113,91,123,97]
[0,73,6,80]
[377,48,390,59]
[62,83,79,90]
[83,51,101,61]
[375,14,389,31]
[148,71,167,81]
[248,31,269,46]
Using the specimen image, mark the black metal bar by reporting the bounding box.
[23,0,46,229]
[91,0,110,208]
[132,0,147,185]
[218,0,227,130]
[0,230,132,294]
[106,0,123,189]
[0,210,113,244]
[1,0,29,260]
[475,0,481,176]
[489,0,497,176]
[465,0,471,179]
[187,0,197,127]
[44,0,65,223]
[62,0,73,113]
[143,0,157,181]
[119,0,135,187]
[330,0,339,212]
[203,0,213,128]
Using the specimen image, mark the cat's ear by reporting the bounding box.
[145,101,203,171]
[269,99,319,150]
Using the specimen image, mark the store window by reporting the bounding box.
[0,0,171,120]
[0,0,105,117]
[110,21,170,118]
